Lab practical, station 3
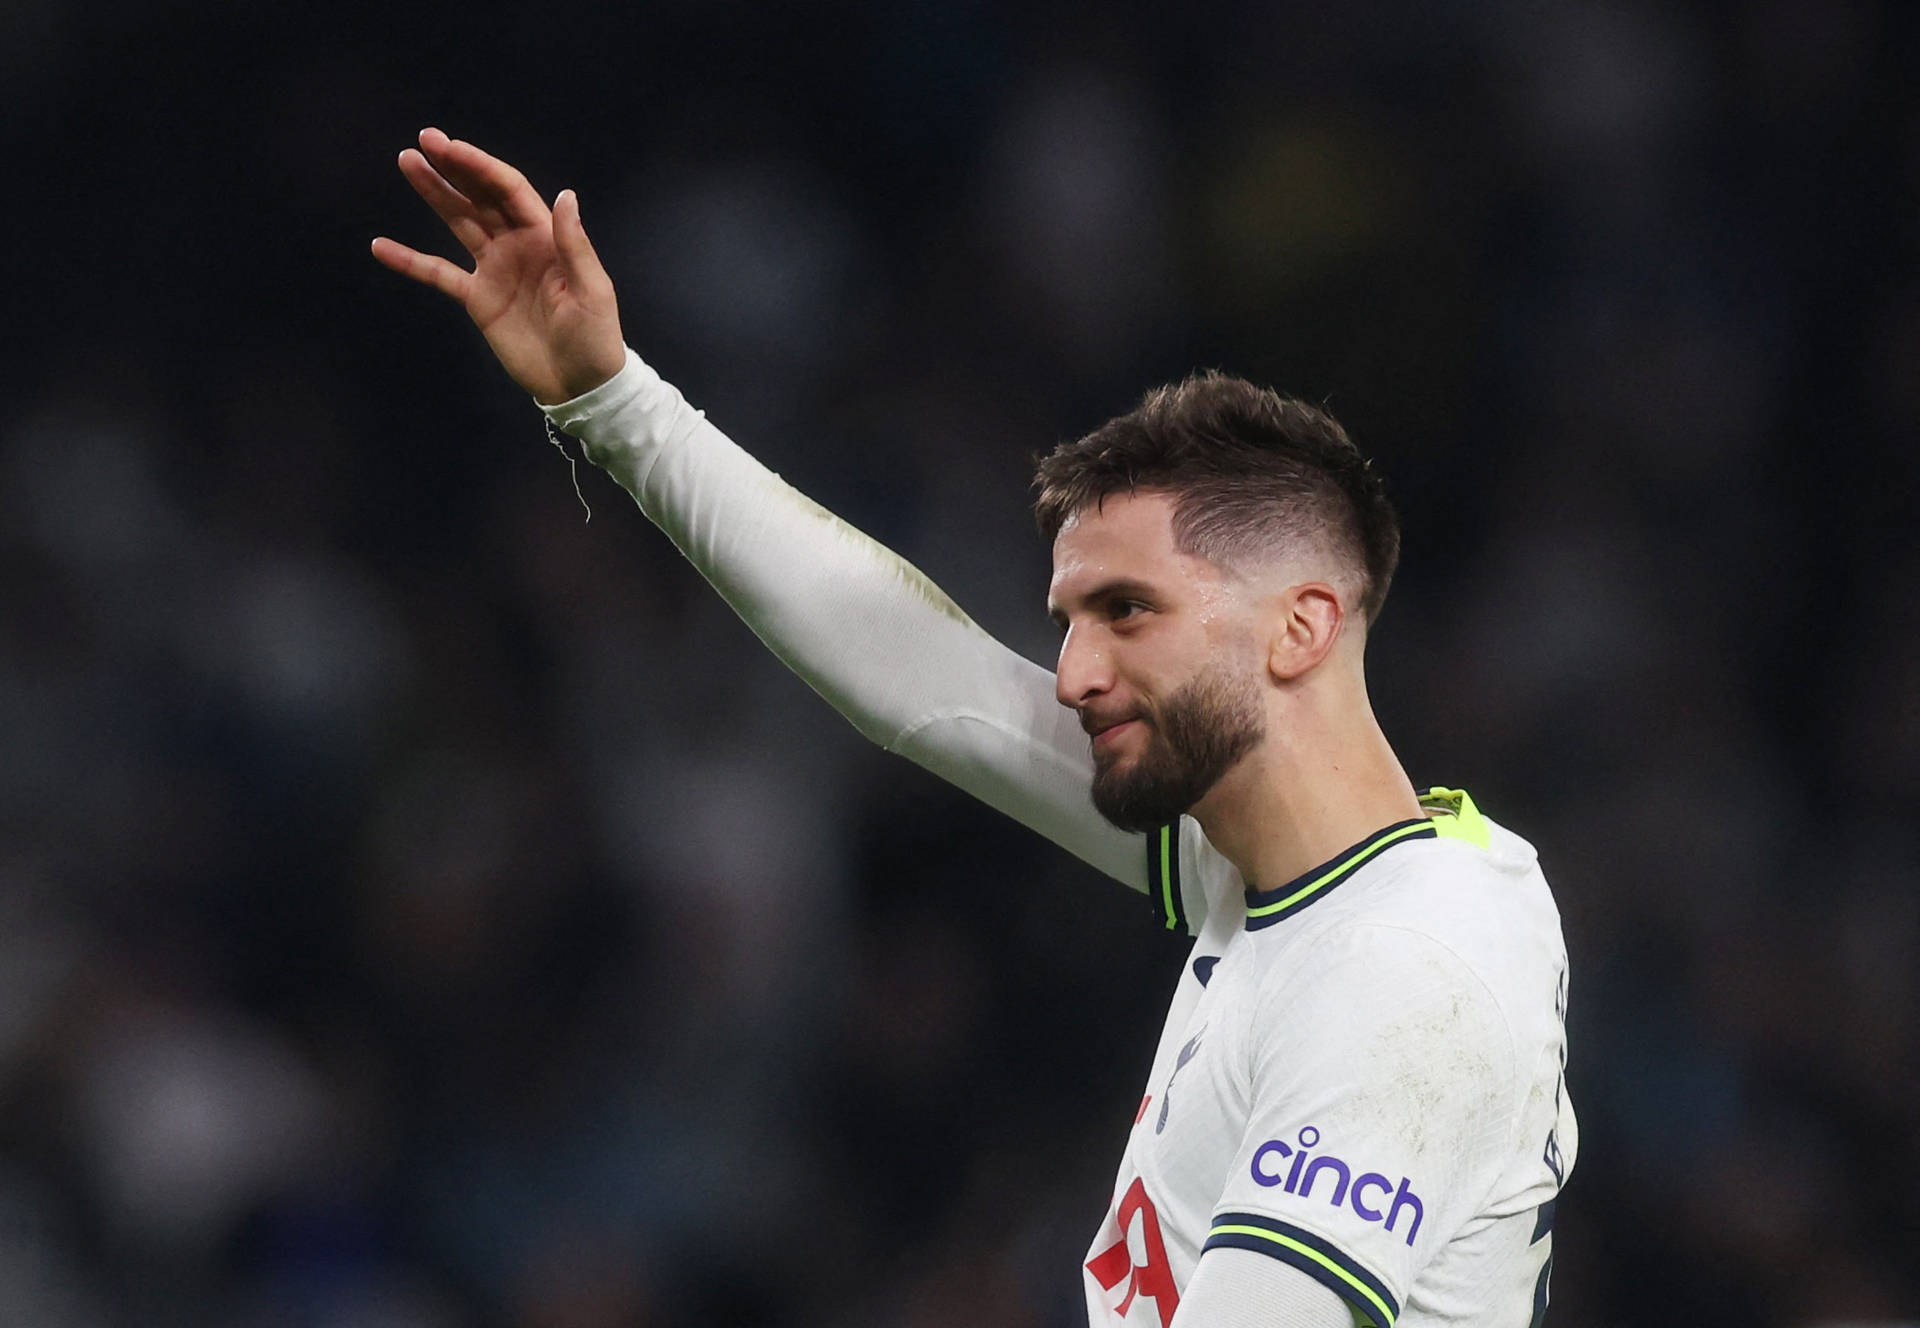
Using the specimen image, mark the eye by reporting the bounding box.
[1111,599,1149,622]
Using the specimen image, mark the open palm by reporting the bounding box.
[373,128,626,405]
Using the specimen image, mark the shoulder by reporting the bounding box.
[1235,915,1521,1148]
[1247,811,1563,1032]
[1350,816,1567,995]
[1250,909,1514,1032]
[1248,815,1568,1109]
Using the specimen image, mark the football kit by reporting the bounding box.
[1086,792,1573,1326]
[541,350,1577,1325]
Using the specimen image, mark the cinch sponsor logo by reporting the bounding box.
[1249,1126,1424,1247]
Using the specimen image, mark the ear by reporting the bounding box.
[1265,583,1345,681]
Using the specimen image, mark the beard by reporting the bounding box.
[1088,664,1265,834]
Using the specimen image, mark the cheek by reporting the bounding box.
[1142,620,1236,683]
[1198,613,1266,677]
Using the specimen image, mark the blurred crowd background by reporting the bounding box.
[3,0,1916,1323]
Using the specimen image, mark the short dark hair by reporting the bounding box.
[1033,372,1401,623]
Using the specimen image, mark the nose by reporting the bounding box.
[1054,625,1114,711]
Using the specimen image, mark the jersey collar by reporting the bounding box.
[1241,787,1485,931]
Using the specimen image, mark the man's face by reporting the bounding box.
[1047,490,1266,833]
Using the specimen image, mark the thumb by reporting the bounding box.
[553,189,609,296]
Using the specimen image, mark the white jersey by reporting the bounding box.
[541,352,1576,1327]
[1088,789,1574,1328]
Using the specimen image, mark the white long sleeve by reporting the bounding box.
[542,349,1147,892]
[1172,1248,1358,1328]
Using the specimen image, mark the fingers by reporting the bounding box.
[397,147,489,256]
[416,127,550,231]
[552,189,611,297]
[370,236,472,304]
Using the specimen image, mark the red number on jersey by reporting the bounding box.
[1086,1177,1180,1323]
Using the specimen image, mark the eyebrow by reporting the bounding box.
[1047,577,1160,629]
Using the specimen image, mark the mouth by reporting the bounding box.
[1090,718,1141,750]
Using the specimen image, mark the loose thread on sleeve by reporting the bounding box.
[544,416,593,522]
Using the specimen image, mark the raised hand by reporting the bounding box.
[373,129,626,405]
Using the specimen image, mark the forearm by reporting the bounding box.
[543,350,1143,888]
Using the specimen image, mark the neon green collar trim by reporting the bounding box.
[1238,787,1489,933]
[1420,786,1490,850]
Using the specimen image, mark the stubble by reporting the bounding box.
[1089,664,1265,834]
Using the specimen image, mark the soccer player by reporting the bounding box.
[375,129,1576,1328]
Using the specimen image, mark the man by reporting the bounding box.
[375,128,1575,1327]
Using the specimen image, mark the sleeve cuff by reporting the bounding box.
[537,347,650,436]
[1204,1213,1401,1328]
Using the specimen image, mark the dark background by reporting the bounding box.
[2,0,1916,1323]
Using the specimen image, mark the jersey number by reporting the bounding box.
[1087,1178,1180,1323]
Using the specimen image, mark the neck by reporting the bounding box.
[1190,682,1422,892]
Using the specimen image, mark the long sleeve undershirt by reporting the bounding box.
[542,348,1144,890]
[1175,1249,1356,1327]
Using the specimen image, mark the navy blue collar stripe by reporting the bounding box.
[1243,818,1438,932]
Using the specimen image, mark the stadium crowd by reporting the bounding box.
[1,0,1914,1323]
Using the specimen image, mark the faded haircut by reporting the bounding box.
[1033,371,1401,623]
